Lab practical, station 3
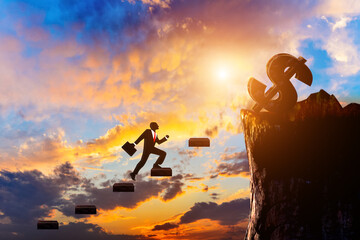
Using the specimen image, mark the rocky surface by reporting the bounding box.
[241,90,360,240]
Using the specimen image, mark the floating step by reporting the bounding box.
[151,168,172,177]
[188,137,210,147]
[37,220,59,230]
[75,205,97,214]
[113,183,134,192]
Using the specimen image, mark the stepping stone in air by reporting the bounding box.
[113,183,134,192]
[151,168,172,177]
[75,205,97,214]
[37,220,59,230]
[188,137,210,147]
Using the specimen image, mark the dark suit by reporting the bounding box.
[133,129,167,174]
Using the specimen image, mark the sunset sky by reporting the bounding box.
[1,0,360,239]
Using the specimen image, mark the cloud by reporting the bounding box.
[300,14,360,80]
[324,26,360,76]
[0,161,187,225]
[0,161,200,239]
[202,185,209,192]
[12,0,153,45]
[0,162,81,223]
[0,221,153,240]
[160,174,185,201]
[58,172,187,218]
[212,160,249,178]
[209,193,220,200]
[220,151,248,161]
[210,151,249,178]
[331,17,352,31]
[145,198,249,239]
[300,2,360,80]
[316,0,360,16]
[225,225,248,240]
[139,0,171,9]
[179,198,249,226]
[8,129,76,171]
[0,1,156,115]
[152,222,179,231]
[157,0,316,55]
[183,173,205,182]
[205,126,218,138]
[178,149,199,158]
[221,188,251,203]
[0,108,206,174]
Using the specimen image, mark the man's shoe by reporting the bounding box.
[130,172,136,181]
[153,164,163,169]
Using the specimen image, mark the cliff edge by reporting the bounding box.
[241,90,360,239]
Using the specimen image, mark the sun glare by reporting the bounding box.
[216,67,229,80]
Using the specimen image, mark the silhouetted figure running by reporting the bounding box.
[130,122,169,181]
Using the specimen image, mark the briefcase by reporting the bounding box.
[122,141,137,156]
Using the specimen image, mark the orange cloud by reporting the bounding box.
[142,218,248,240]
[1,129,76,173]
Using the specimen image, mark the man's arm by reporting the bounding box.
[133,130,148,145]
[156,135,169,145]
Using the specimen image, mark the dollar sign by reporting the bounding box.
[248,53,313,113]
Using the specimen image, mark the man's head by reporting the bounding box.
[150,122,159,131]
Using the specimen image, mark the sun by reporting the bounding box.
[216,67,230,80]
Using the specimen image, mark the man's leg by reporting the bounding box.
[151,147,166,166]
[133,151,150,174]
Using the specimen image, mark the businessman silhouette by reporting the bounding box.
[130,122,169,181]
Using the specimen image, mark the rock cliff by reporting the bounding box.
[241,90,360,239]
